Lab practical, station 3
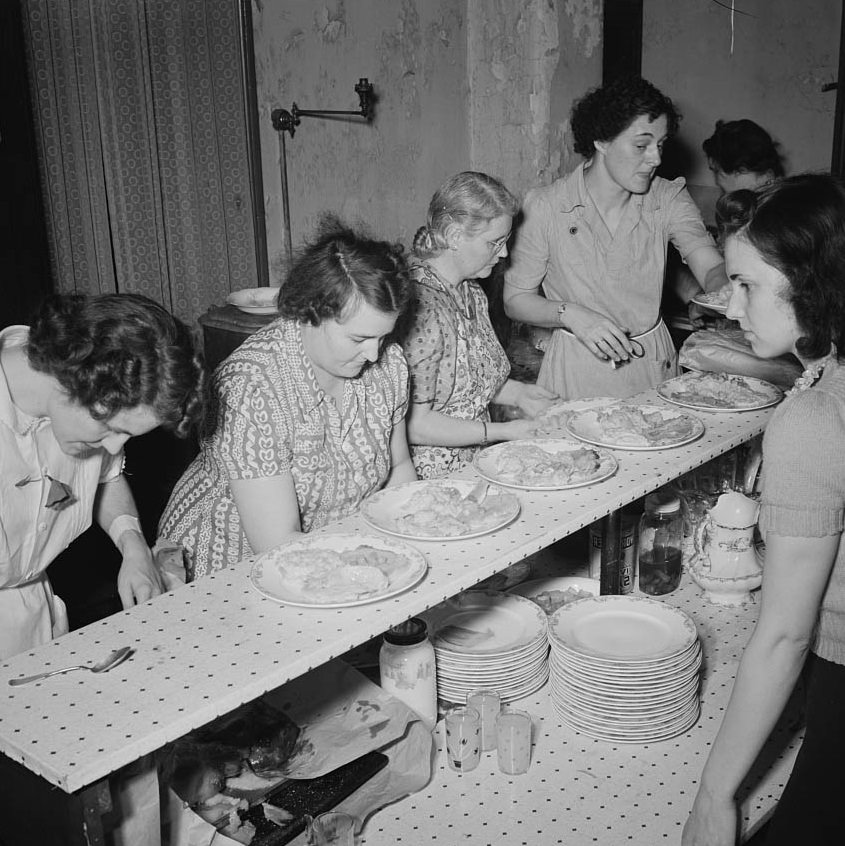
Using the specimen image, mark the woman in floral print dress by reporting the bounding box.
[159,218,417,579]
[403,172,556,479]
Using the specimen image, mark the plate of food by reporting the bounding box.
[657,371,783,412]
[360,479,520,541]
[691,286,731,313]
[473,438,618,490]
[565,403,704,450]
[226,287,280,315]
[532,397,618,438]
[249,533,427,608]
[507,576,601,615]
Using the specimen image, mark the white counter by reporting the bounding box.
[0,390,775,797]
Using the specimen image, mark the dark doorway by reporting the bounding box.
[0,0,53,328]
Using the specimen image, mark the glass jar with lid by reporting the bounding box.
[638,490,683,596]
[379,617,437,727]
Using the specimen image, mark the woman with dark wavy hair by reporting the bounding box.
[684,174,845,846]
[703,118,785,196]
[504,76,728,400]
[0,293,204,659]
[159,217,417,578]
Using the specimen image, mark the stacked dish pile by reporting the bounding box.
[423,591,549,704]
[548,595,701,743]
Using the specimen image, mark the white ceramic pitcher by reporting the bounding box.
[694,490,762,579]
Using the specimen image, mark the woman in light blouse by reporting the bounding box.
[160,218,417,578]
[684,174,845,845]
[0,293,203,659]
[504,76,728,400]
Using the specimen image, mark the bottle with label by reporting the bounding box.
[379,618,437,727]
[638,491,683,596]
[589,513,638,593]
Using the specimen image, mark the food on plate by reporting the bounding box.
[529,587,595,615]
[493,443,602,486]
[389,484,515,536]
[532,406,572,437]
[273,544,411,602]
[661,372,779,409]
[698,286,731,308]
[588,405,697,446]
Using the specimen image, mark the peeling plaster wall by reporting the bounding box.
[253,0,469,281]
[643,0,838,220]
[466,0,560,193]
[550,0,602,181]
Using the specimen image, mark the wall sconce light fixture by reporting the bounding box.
[271,79,376,262]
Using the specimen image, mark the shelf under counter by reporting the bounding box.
[0,388,774,796]
[362,578,802,845]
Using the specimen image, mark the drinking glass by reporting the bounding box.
[444,705,481,772]
[496,708,532,775]
[306,811,357,846]
[467,690,501,751]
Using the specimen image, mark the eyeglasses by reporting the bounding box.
[488,233,511,253]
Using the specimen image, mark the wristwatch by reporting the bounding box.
[556,301,567,327]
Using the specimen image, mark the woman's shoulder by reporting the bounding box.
[767,375,845,446]
[367,342,409,383]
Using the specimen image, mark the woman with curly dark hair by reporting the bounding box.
[684,174,845,846]
[159,217,417,578]
[703,118,785,196]
[0,292,204,659]
[504,76,728,400]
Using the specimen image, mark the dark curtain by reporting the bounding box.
[21,0,267,326]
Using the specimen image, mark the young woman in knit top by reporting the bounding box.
[683,174,845,845]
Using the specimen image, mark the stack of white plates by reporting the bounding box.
[424,590,549,704]
[548,595,701,743]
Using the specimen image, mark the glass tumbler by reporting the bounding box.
[444,705,481,772]
[306,811,356,846]
[496,708,532,775]
[467,689,501,751]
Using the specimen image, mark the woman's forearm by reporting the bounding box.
[696,631,808,801]
[406,404,488,447]
[503,289,563,328]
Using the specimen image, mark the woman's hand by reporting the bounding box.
[511,382,558,419]
[682,790,738,846]
[116,537,165,607]
[490,418,539,442]
[563,303,636,362]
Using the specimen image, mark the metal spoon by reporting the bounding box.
[8,646,133,686]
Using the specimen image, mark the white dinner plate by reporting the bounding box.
[532,397,619,438]
[549,595,698,661]
[249,533,427,608]
[473,438,618,490]
[691,287,731,313]
[507,577,601,614]
[657,372,782,412]
[226,287,279,314]
[425,591,548,656]
[360,479,520,541]
[565,403,705,451]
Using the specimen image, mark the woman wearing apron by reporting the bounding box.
[504,76,728,400]
[403,172,555,479]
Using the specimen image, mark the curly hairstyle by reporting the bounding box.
[571,76,680,159]
[702,119,785,178]
[278,215,412,325]
[716,173,845,360]
[27,293,205,438]
[412,171,519,259]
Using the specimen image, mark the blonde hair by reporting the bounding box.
[412,171,519,259]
